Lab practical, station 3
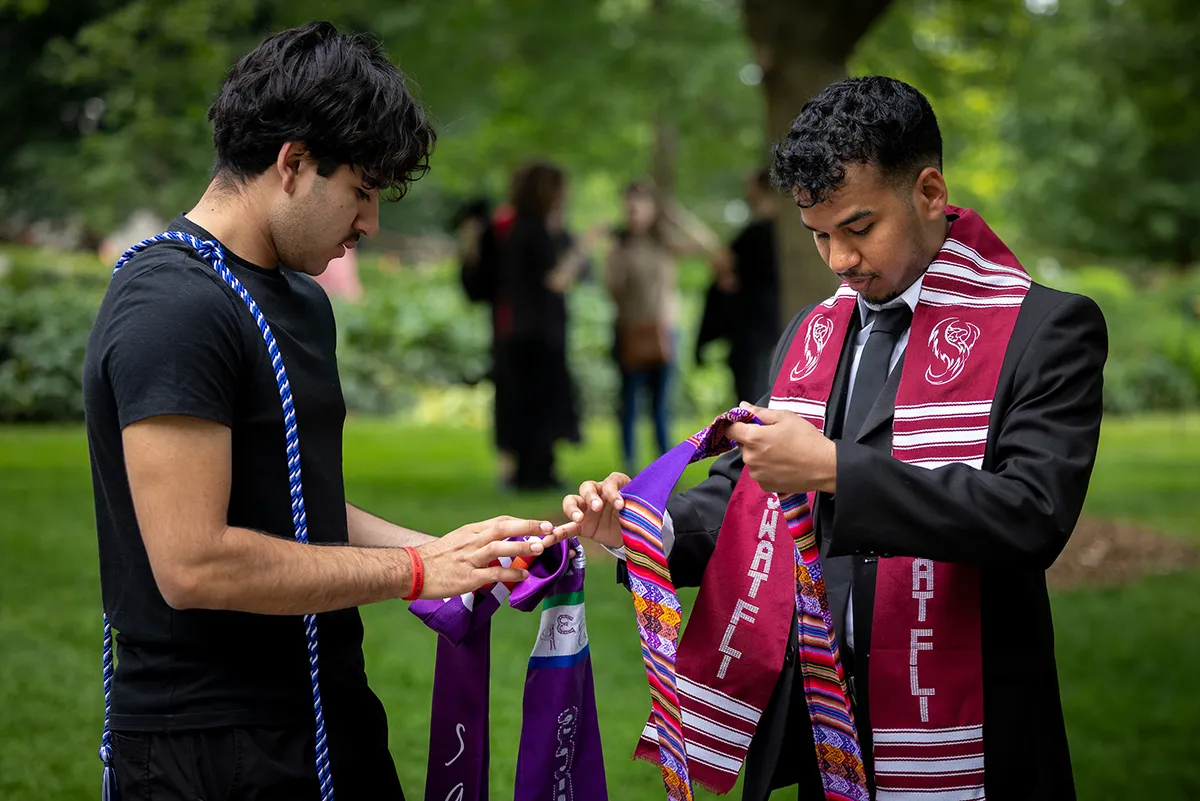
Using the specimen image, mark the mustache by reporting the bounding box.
[837,270,877,281]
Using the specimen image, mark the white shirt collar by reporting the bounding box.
[857,272,925,326]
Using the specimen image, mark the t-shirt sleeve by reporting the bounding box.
[103,260,246,429]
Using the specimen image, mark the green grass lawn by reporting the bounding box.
[1,414,1197,800]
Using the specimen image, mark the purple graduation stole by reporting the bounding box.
[410,538,607,801]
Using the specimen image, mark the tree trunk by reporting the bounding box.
[741,0,896,323]
[651,113,679,196]
[649,0,678,196]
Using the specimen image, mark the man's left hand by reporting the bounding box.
[726,403,837,495]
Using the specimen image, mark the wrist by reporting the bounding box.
[401,546,425,601]
[817,439,838,494]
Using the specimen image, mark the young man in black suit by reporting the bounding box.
[565,76,1106,800]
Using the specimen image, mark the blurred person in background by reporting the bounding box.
[710,167,783,403]
[498,161,601,491]
[454,169,524,488]
[605,180,722,474]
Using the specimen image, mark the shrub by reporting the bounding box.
[1,244,1196,424]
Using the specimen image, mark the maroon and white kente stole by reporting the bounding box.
[768,206,1030,800]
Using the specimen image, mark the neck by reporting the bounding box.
[925,215,951,265]
[185,178,278,269]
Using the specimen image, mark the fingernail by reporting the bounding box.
[572,511,583,521]
[541,521,553,531]
[616,499,624,510]
[522,570,530,579]
[591,499,601,510]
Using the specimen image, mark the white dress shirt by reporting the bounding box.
[842,275,923,651]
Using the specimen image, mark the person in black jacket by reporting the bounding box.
[563,76,1106,801]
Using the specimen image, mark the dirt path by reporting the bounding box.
[1048,516,1198,589]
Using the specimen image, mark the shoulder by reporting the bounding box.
[109,242,244,315]
[782,301,820,339]
[1017,281,1107,340]
[98,243,250,348]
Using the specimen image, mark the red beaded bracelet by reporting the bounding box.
[402,546,424,601]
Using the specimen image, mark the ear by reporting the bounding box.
[913,167,948,221]
[275,142,309,195]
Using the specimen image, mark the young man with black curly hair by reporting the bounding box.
[567,76,1106,800]
[83,22,573,800]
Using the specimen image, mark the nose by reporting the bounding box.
[828,238,861,273]
[355,194,379,239]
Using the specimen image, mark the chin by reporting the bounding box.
[867,290,901,305]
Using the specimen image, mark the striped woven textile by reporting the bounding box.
[781,494,868,800]
[619,408,866,799]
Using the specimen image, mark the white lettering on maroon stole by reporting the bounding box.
[791,315,835,381]
[910,559,937,721]
[718,494,784,679]
[718,600,759,678]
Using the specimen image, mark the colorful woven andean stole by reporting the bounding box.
[619,408,867,800]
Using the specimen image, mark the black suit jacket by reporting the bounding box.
[663,281,1108,801]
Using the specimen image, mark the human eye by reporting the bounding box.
[848,224,874,237]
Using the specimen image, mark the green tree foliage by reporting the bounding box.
[1005,0,1199,268]
[1,0,1195,271]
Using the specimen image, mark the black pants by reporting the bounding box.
[110,722,403,800]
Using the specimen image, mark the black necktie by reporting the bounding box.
[843,304,913,440]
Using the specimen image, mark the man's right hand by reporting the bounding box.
[561,473,631,550]
[415,516,573,600]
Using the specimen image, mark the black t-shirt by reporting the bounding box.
[83,214,367,731]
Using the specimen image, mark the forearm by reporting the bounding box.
[546,248,589,293]
[829,444,1086,568]
[165,524,415,614]
[346,502,435,548]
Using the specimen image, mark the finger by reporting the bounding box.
[578,480,603,512]
[482,518,555,544]
[460,514,518,534]
[749,406,789,425]
[552,520,581,540]
[728,421,755,443]
[563,494,586,523]
[481,566,530,586]
[600,479,626,511]
[476,538,549,565]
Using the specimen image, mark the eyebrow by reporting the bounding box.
[802,208,874,233]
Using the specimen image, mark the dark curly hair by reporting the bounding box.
[208,20,435,200]
[770,76,941,207]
